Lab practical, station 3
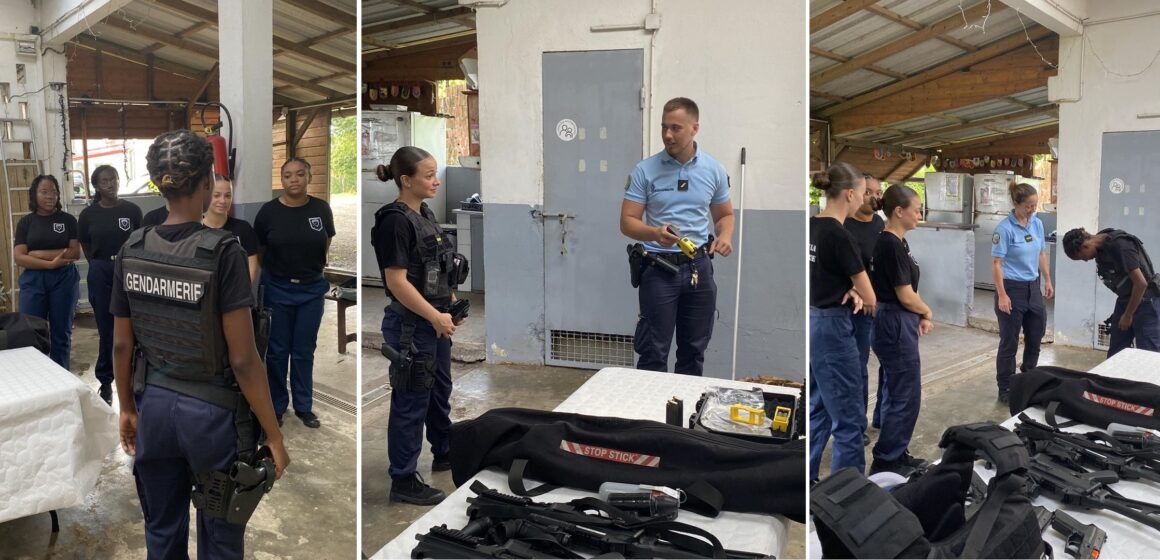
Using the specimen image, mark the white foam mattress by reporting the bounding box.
[0,347,119,523]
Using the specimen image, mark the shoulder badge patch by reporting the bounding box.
[625,175,631,191]
[992,233,1001,245]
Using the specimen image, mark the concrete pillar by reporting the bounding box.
[219,0,273,222]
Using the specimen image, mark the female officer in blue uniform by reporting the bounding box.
[869,185,933,476]
[809,162,875,482]
[373,146,466,506]
[79,165,142,403]
[13,174,80,369]
[111,129,288,558]
[991,182,1052,403]
[255,158,335,429]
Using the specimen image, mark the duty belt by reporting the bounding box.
[653,249,708,266]
[286,274,324,285]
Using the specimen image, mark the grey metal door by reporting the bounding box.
[541,49,643,368]
[1096,131,1160,348]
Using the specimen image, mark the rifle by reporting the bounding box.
[411,482,769,559]
[1016,414,1160,484]
[1024,452,1160,533]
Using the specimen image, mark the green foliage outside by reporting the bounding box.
[330,115,357,194]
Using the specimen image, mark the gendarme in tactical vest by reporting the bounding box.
[371,201,468,391]
[1096,229,1160,299]
[120,226,233,384]
[372,200,467,306]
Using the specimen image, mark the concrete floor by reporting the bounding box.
[359,292,807,559]
[815,319,1105,481]
[0,300,358,559]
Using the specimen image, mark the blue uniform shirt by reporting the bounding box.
[991,211,1046,282]
[624,144,730,253]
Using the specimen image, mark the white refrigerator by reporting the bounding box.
[361,109,447,286]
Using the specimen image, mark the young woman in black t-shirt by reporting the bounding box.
[254,158,335,429]
[13,175,80,369]
[203,175,260,283]
[867,184,933,477]
[374,146,464,506]
[808,162,876,482]
[78,165,142,403]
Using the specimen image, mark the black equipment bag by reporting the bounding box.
[448,407,806,522]
[812,423,1044,559]
[1009,365,1160,430]
[0,312,50,356]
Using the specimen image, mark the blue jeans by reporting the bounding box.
[634,255,716,375]
[262,273,328,417]
[809,306,866,481]
[19,264,79,370]
[871,303,922,462]
[87,259,116,384]
[995,278,1046,392]
[133,385,245,559]
[383,307,453,478]
[1108,297,1160,358]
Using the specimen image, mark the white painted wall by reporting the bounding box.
[0,2,70,181]
[1049,0,1160,347]
[471,0,806,213]
[1002,0,1086,36]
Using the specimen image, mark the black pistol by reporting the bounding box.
[1051,510,1106,559]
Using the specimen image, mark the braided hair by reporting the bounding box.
[145,130,215,200]
[27,174,63,213]
[90,164,118,205]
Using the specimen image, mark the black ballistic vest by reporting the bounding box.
[1096,229,1160,299]
[119,227,234,383]
[372,201,464,308]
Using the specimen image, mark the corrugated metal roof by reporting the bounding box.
[811,0,1058,152]
[362,0,475,53]
[72,0,356,106]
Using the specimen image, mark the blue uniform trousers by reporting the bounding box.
[1108,297,1160,358]
[995,278,1046,393]
[19,264,79,369]
[634,255,716,376]
[262,274,327,417]
[133,385,245,559]
[871,303,922,462]
[851,311,883,427]
[809,306,866,481]
[383,307,453,478]
[87,258,116,384]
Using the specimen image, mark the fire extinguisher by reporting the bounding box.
[198,102,235,179]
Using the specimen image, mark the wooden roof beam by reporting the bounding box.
[379,0,477,29]
[865,4,979,53]
[69,36,208,81]
[811,46,907,79]
[811,1,1001,87]
[934,121,1058,151]
[819,25,1053,118]
[895,106,1057,144]
[810,0,881,34]
[279,0,356,31]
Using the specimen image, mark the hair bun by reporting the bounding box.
[811,172,831,190]
[375,164,393,183]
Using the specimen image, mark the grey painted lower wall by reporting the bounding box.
[1054,246,1100,348]
[484,204,806,381]
[908,227,974,327]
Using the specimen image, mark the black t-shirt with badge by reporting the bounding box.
[220,216,260,256]
[109,223,253,318]
[844,214,885,271]
[871,231,920,304]
[810,216,865,308]
[78,200,143,260]
[254,196,335,279]
[14,210,78,251]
